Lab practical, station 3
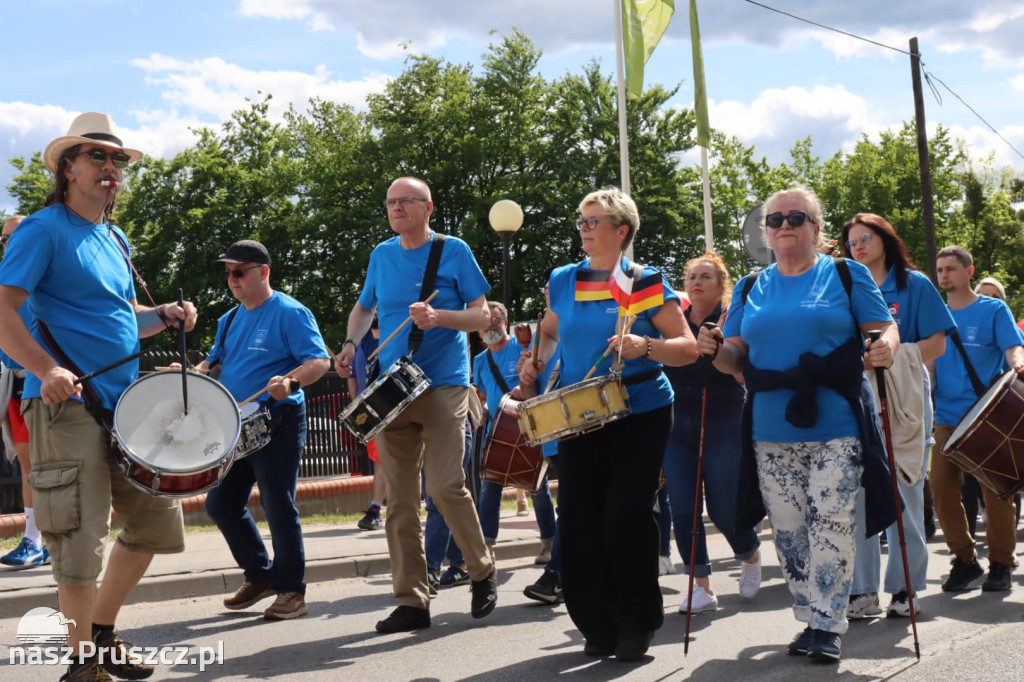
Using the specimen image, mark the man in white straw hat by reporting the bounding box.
[0,112,197,682]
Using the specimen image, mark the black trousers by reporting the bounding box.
[558,404,672,647]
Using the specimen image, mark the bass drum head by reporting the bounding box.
[947,370,1014,449]
[114,371,241,474]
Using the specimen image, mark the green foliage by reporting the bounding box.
[5,31,1024,334]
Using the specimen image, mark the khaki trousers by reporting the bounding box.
[375,385,492,609]
[931,424,1017,567]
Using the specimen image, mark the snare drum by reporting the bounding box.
[943,369,1024,500]
[339,356,431,444]
[482,394,548,493]
[517,374,631,446]
[234,402,272,460]
[113,371,242,497]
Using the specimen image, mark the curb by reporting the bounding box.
[0,538,543,615]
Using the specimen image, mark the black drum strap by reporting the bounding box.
[949,329,988,398]
[485,349,511,395]
[408,232,447,356]
[206,305,241,377]
[36,320,114,432]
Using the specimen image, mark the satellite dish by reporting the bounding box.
[741,204,773,266]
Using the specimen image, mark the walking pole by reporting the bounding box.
[868,330,921,660]
[685,322,717,655]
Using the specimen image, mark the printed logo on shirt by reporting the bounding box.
[801,286,830,309]
[888,302,900,317]
[605,305,619,314]
[248,328,269,352]
[965,326,979,344]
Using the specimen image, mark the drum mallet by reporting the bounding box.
[868,329,921,660]
[685,321,717,655]
[74,347,161,385]
[177,288,189,415]
[367,290,440,363]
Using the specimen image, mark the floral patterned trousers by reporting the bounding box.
[755,437,863,634]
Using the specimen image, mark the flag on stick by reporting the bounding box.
[622,0,675,98]
[608,256,665,316]
[689,0,710,147]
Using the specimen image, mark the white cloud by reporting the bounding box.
[945,123,1024,170]
[130,54,389,121]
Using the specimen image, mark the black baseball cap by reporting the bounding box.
[214,240,271,266]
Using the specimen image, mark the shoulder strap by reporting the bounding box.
[208,305,241,368]
[485,350,511,395]
[832,256,858,330]
[36,320,113,430]
[408,233,447,355]
[949,329,987,398]
[741,271,761,306]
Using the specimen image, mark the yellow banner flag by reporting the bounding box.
[622,0,675,99]
[689,0,711,148]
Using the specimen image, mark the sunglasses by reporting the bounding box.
[765,211,811,229]
[845,233,874,251]
[73,149,132,169]
[223,264,262,280]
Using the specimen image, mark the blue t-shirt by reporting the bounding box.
[0,204,139,411]
[358,232,490,388]
[353,331,379,393]
[934,295,1023,427]
[880,267,955,344]
[548,258,679,414]
[472,337,524,422]
[0,303,35,371]
[206,292,329,409]
[723,254,892,442]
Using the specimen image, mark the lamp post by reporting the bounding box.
[488,199,524,308]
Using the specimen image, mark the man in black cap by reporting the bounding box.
[193,239,331,621]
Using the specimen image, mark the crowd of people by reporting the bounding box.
[2,112,1022,679]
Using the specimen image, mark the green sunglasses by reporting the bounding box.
[72,148,132,169]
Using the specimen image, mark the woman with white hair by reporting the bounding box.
[698,187,899,663]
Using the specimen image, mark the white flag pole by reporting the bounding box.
[614,0,633,261]
[701,146,713,252]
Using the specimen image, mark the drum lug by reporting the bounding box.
[151,472,161,493]
[560,402,570,420]
[599,389,610,406]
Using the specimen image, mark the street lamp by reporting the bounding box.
[488,199,524,308]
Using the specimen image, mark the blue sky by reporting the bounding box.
[3,0,1023,213]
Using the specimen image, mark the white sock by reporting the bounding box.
[24,508,42,546]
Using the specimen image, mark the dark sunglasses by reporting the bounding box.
[765,211,810,229]
[223,264,262,280]
[72,149,132,169]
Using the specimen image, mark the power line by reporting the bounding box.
[741,0,1024,163]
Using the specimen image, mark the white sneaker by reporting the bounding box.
[887,591,919,618]
[659,555,676,576]
[677,586,718,614]
[847,592,882,619]
[738,555,762,598]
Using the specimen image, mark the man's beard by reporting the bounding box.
[482,329,505,345]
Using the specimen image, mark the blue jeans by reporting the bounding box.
[662,412,760,577]
[206,404,307,594]
[852,374,933,595]
[657,487,672,557]
[478,474,557,544]
[423,420,472,570]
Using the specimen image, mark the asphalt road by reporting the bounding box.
[2,528,1023,681]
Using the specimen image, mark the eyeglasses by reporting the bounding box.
[384,196,429,209]
[489,316,507,326]
[845,233,874,251]
[765,211,811,229]
[576,217,603,231]
[223,264,262,280]
[72,149,132,169]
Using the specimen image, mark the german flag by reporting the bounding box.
[619,272,664,316]
[575,269,613,301]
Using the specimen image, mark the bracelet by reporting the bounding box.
[343,339,357,349]
[643,335,652,359]
[156,304,168,322]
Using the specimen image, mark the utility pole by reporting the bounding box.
[910,37,939,284]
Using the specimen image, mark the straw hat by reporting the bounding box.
[43,112,142,173]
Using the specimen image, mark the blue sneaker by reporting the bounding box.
[1,537,48,567]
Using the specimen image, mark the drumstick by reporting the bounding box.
[239,366,303,406]
[367,290,440,362]
[531,316,543,370]
[155,366,210,373]
[582,316,636,380]
[74,347,160,385]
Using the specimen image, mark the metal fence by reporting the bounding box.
[0,368,372,515]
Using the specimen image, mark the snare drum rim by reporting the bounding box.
[113,370,243,476]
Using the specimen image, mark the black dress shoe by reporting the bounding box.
[375,605,431,633]
[615,630,654,662]
[470,569,498,618]
[583,640,615,657]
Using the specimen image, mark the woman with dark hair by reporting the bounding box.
[840,213,954,619]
